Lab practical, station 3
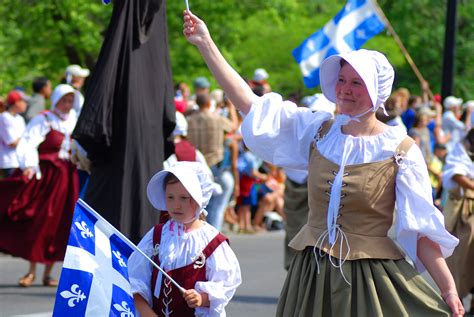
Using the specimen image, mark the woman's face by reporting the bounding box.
[165,180,199,224]
[55,93,74,113]
[335,63,373,116]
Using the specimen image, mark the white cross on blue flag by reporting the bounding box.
[293,0,385,88]
[53,199,136,317]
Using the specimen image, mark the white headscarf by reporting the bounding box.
[320,49,394,117]
[147,162,215,222]
[51,84,76,111]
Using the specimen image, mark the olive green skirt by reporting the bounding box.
[277,247,450,317]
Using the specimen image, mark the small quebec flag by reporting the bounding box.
[53,199,136,317]
[293,0,385,88]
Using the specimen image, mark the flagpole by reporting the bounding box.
[78,199,186,294]
[369,0,434,99]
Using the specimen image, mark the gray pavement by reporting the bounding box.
[0,230,287,317]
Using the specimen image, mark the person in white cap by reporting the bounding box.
[183,11,464,316]
[442,95,471,152]
[0,84,79,288]
[249,68,271,94]
[65,64,90,114]
[128,161,241,317]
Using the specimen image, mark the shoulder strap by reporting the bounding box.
[317,119,334,140]
[395,136,415,157]
[202,233,228,258]
[152,223,164,246]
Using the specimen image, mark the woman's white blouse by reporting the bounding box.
[442,142,474,191]
[128,221,241,317]
[242,93,458,271]
[16,111,77,172]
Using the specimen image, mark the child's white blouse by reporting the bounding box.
[129,220,241,317]
[241,93,458,271]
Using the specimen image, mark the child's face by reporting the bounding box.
[165,181,199,224]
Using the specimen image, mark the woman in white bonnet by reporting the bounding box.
[183,11,464,317]
[0,84,79,288]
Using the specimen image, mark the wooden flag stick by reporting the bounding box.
[369,0,434,99]
[78,199,185,294]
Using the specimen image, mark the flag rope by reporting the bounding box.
[78,199,185,294]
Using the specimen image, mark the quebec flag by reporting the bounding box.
[53,199,136,317]
[293,0,385,88]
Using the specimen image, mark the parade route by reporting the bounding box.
[0,230,287,317]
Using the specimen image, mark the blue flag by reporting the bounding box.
[53,199,136,317]
[293,0,385,88]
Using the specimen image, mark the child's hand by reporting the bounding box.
[183,289,209,308]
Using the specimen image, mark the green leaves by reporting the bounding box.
[0,0,473,100]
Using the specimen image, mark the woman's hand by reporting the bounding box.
[22,167,35,180]
[442,291,464,317]
[183,11,210,47]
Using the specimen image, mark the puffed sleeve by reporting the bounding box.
[394,144,459,272]
[442,143,472,191]
[241,93,332,170]
[128,228,155,306]
[194,242,241,317]
[16,114,50,172]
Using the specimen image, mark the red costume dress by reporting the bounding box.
[150,224,228,317]
[0,113,79,263]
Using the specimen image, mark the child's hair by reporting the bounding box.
[163,172,207,221]
[163,172,180,190]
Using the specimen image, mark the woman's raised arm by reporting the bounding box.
[183,11,255,115]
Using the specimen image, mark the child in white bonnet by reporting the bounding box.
[128,161,241,317]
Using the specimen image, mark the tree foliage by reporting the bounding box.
[0,0,473,100]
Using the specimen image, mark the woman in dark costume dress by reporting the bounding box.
[0,84,79,287]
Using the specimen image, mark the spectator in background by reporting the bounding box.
[236,142,268,233]
[187,93,236,230]
[442,96,471,152]
[0,90,27,178]
[24,77,52,123]
[393,87,410,111]
[174,82,189,113]
[376,95,404,128]
[409,108,434,164]
[249,68,271,94]
[461,100,474,129]
[401,95,422,131]
[187,76,212,114]
[65,64,90,114]
[429,143,447,205]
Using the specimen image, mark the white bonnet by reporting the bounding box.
[51,84,75,110]
[320,49,394,112]
[147,161,214,214]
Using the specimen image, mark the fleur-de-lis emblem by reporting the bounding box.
[74,221,94,239]
[113,301,135,317]
[112,250,127,267]
[193,252,206,269]
[60,284,87,307]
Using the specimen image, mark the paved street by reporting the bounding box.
[0,230,287,317]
